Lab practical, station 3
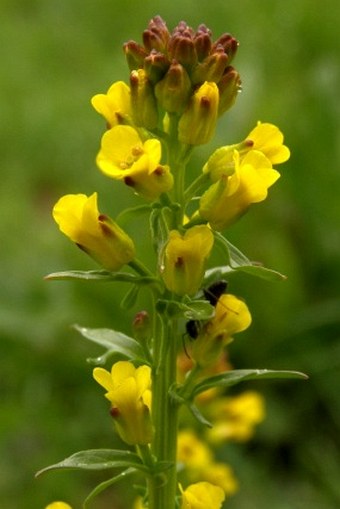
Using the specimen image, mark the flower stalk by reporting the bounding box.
[42,15,304,509]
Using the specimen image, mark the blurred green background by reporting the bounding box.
[1,0,339,508]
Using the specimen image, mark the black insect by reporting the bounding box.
[185,280,228,340]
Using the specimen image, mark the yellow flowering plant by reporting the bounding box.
[37,16,307,509]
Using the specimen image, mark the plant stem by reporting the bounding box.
[149,312,179,509]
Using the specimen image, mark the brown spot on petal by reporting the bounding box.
[110,407,120,418]
[175,256,184,267]
[200,96,211,108]
[124,176,135,187]
[154,165,164,176]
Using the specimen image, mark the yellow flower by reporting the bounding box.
[177,430,238,496]
[91,81,132,127]
[207,391,265,443]
[93,361,153,445]
[203,122,289,182]
[179,82,219,145]
[200,463,238,496]
[199,150,280,230]
[160,226,214,296]
[52,193,135,271]
[180,482,225,509]
[96,125,173,200]
[191,294,251,367]
[246,122,290,164]
[177,430,213,469]
[45,503,72,509]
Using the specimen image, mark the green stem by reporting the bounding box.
[129,258,154,277]
[149,312,180,509]
[184,172,210,201]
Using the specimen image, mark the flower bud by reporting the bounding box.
[211,34,239,63]
[52,193,135,271]
[178,81,219,145]
[130,69,159,129]
[160,225,214,296]
[123,41,147,71]
[143,15,170,52]
[217,66,241,115]
[144,51,170,84]
[191,49,229,85]
[155,61,192,113]
[132,311,151,343]
[193,24,212,61]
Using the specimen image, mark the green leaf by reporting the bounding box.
[45,270,159,285]
[36,449,147,477]
[74,325,147,365]
[188,403,213,428]
[83,468,136,509]
[189,369,308,399]
[211,234,287,281]
[156,299,214,320]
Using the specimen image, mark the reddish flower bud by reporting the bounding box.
[192,48,229,85]
[155,61,192,113]
[194,24,212,61]
[123,41,147,71]
[218,66,241,115]
[144,50,170,83]
[143,16,170,52]
[212,34,239,63]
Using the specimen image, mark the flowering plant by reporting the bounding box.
[38,16,306,509]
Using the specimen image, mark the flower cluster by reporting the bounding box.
[47,15,293,509]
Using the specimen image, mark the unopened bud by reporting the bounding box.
[192,48,229,85]
[144,51,170,83]
[155,61,192,113]
[123,41,147,71]
[168,22,198,71]
[194,24,212,61]
[130,69,159,129]
[143,16,170,52]
[218,66,241,116]
[212,34,239,63]
[132,311,151,343]
[178,81,219,145]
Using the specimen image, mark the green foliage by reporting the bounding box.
[36,449,146,476]
[74,325,148,365]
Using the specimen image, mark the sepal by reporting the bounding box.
[155,298,214,320]
[73,325,148,365]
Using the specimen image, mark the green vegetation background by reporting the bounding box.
[1,0,339,508]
